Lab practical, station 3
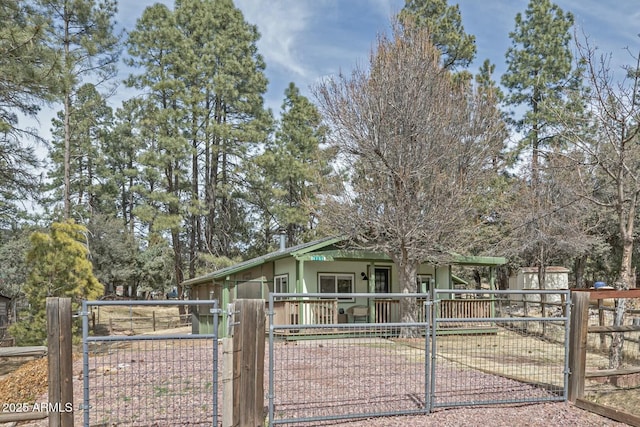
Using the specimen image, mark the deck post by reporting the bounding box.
[368,262,375,322]
[296,259,305,323]
[489,267,496,318]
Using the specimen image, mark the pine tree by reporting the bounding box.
[252,83,333,249]
[38,0,121,219]
[10,220,103,345]
[400,0,476,81]
[106,99,146,234]
[48,83,113,218]
[125,0,270,300]
[501,0,579,186]
[500,0,587,291]
[0,0,57,225]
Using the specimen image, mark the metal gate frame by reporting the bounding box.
[267,290,571,425]
[430,288,571,409]
[80,299,220,427]
[268,292,432,425]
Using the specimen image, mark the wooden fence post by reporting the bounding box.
[47,297,74,427]
[568,291,590,402]
[223,299,265,427]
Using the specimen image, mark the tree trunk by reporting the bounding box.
[172,227,185,316]
[574,254,586,288]
[497,266,509,290]
[473,268,481,290]
[609,297,626,369]
[63,4,71,220]
[190,129,199,279]
[610,236,634,368]
[396,256,419,338]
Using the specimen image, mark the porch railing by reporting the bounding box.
[438,298,493,328]
[272,297,492,326]
[272,299,338,325]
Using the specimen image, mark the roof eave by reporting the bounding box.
[452,255,507,266]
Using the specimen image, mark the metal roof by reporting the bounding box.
[181,236,506,287]
[182,236,343,287]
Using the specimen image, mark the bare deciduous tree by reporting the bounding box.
[556,38,640,368]
[314,22,504,336]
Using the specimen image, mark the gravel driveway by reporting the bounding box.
[14,335,630,427]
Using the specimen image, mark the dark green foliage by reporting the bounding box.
[86,214,139,296]
[38,0,121,219]
[248,83,334,252]
[0,0,57,226]
[501,0,581,183]
[48,83,114,217]
[400,0,476,72]
[497,0,590,281]
[125,0,271,292]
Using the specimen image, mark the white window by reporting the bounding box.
[319,273,354,298]
[274,274,289,294]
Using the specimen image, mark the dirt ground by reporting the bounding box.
[0,323,637,426]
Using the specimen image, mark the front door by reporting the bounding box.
[374,268,390,322]
[375,268,390,293]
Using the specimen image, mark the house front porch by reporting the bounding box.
[270,293,498,339]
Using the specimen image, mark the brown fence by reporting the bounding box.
[568,289,640,426]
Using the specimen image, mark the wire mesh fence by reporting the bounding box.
[431,289,570,409]
[268,324,430,425]
[81,300,220,427]
[268,291,571,425]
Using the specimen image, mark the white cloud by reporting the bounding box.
[236,0,314,78]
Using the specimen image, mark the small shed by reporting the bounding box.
[509,266,570,303]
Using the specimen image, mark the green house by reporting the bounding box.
[182,236,506,337]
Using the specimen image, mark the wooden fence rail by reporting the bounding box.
[568,289,640,426]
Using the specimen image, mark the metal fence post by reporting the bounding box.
[269,293,275,426]
[430,289,438,412]
[424,299,432,413]
[81,301,90,427]
[563,290,572,402]
[212,300,220,427]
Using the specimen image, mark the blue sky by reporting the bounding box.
[115,0,640,116]
[27,0,640,142]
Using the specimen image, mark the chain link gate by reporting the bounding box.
[81,299,220,426]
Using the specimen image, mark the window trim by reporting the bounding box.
[273,274,289,297]
[318,272,355,300]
